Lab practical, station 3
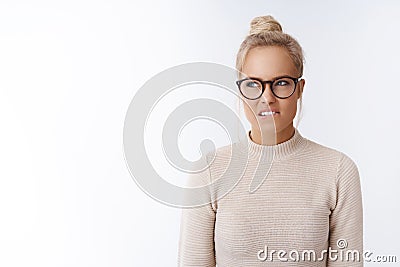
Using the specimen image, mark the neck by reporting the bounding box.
[250,125,295,145]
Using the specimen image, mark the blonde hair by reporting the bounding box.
[236,15,305,129]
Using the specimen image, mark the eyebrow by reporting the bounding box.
[243,74,297,80]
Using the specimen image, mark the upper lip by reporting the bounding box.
[258,109,279,115]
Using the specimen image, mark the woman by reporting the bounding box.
[178,15,363,267]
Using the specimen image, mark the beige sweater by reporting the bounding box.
[178,127,363,266]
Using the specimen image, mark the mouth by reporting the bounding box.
[258,111,279,117]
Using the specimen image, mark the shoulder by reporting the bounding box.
[203,142,239,165]
[202,142,247,181]
[303,137,354,163]
[304,137,359,181]
[304,137,342,158]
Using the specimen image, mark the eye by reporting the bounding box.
[245,80,260,88]
[275,79,290,86]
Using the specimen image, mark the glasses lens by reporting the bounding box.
[240,79,262,99]
[272,78,296,98]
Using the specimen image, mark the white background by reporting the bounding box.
[0,0,399,266]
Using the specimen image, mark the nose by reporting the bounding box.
[260,83,276,103]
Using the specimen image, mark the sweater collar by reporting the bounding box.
[243,127,307,161]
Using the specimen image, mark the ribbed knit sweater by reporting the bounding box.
[178,127,363,266]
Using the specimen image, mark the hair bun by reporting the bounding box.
[249,15,282,35]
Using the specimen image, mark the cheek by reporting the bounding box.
[242,100,257,119]
[280,99,298,117]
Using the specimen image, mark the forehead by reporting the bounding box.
[241,46,298,79]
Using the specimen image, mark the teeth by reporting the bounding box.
[260,111,276,116]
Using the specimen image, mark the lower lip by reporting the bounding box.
[258,112,279,119]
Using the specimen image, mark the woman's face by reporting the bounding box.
[240,46,305,143]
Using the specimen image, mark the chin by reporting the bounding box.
[252,121,276,132]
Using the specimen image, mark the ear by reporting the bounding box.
[297,79,305,99]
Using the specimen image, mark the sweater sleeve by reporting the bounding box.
[328,153,363,266]
[177,155,216,267]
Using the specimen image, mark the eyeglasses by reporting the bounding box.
[236,75,302,100]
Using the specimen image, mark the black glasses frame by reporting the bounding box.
[236,75,302,100]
